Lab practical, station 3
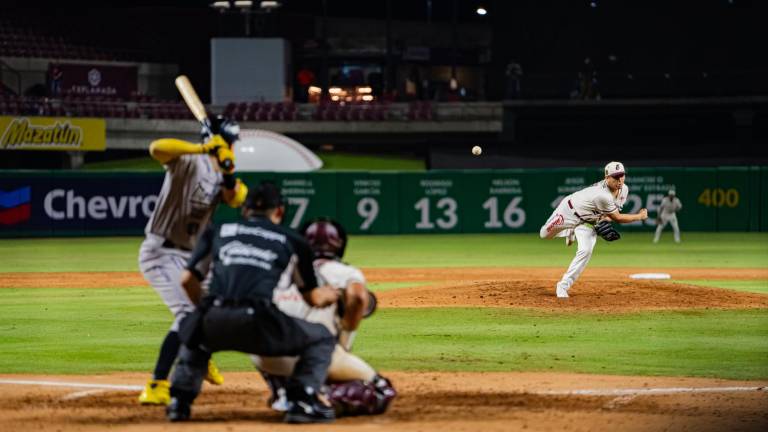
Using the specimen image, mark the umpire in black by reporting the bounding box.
[167,181,339,424]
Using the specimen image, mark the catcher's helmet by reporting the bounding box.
[301,218,348,260]
[202,114,240,146]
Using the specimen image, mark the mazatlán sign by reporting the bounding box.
[0,116,106,151]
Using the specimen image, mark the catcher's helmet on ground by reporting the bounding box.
[202,114,240,145]
[301,218,348,259]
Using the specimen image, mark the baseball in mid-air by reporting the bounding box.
[472,145,482,156]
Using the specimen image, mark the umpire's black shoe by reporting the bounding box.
[284,389,335,424]
[166,397,191,422]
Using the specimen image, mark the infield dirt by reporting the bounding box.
[1,266,766,431]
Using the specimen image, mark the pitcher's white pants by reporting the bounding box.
[540,203,597,295]
[556,225,597,293]
[653,214,680,243]
[138,234,194,332]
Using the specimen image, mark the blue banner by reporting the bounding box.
[0,173,163,236]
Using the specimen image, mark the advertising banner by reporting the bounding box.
[1,168,765,237]
[0,116,106,151]
[50,63,138,98]
[0,172,162,236]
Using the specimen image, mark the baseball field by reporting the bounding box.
[1,232,767,431]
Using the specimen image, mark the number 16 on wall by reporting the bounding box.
[483,196,526,229]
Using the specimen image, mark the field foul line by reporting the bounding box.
[0,379,765,398]
[0,379,142,391]
[60,389,108,401]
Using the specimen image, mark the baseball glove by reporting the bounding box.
[595,220,621,241]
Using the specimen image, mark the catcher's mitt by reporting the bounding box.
[595,220,621,241]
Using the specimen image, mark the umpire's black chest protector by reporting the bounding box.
[207,218,298,301]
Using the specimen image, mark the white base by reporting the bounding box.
[629,273,671,280]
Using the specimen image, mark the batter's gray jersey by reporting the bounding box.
[145,154,223,250]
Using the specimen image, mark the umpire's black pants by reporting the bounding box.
[171,298,335,403]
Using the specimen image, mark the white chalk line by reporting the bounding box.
[0,379,143,391]
[1,378,765,399]
[60,389,108,401]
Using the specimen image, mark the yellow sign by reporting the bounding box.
[0,116,106,151]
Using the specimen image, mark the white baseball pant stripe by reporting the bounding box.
[139,234,194,332]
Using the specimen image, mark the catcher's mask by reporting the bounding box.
[300,217,348,260]
[202,114,240,146]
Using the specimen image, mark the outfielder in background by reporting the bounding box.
[251,218,396,417]
[138,116,248,405]
[653,190,683,243]
[540,162,649,298]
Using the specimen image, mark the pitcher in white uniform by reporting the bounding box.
[251,219,396,417]
[540,162,648,298]
[653,190,682,243]
[137,116,249,405]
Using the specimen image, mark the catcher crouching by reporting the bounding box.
[251,218,397,417]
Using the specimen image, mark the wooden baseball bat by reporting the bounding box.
[174,75,233,171]
[174,75,209,126]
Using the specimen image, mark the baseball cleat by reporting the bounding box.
[556,285,569,298]
[284,387,335,424]
[138,379,170,405]
[269,387,291,412]
[166,397,191,422]
[565,229,575,246]
[205,359,224,385]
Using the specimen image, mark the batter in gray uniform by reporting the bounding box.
[138,117,248,405]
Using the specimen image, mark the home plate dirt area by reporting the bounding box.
[1,266,766,431]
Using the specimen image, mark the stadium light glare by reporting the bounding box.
[211,1,230,9]
[234,0,253,7]
[260,0,281,9]
[476,7,487,16]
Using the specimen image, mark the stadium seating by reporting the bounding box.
[0,19,148,61]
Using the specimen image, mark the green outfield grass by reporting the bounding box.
[674,280,768,295]
[82,152,425,172]
[0,288,766,379]
[314,151,425,171]
[0,233,766,380]
[1,233,766,272]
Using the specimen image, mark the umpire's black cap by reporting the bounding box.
[245,181,284,211]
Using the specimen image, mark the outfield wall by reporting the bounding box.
[0,167,765,237]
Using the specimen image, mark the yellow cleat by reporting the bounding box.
[205,359,224,385]
[138,379,170,405]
